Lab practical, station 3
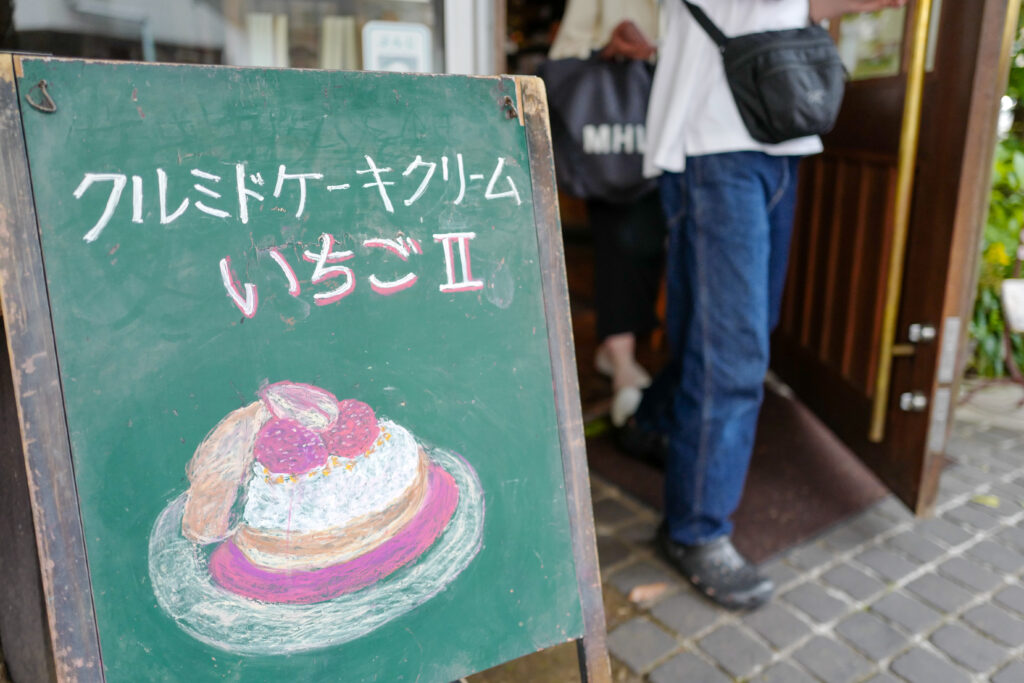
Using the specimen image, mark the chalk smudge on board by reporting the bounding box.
[485,258,514,309]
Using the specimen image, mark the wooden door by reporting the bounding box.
[772,0,1019,514]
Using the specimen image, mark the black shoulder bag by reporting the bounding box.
[682,1,846,144]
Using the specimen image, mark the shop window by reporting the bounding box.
[836,0,943,81]
[225,1,442,71]
[837,8,908,80]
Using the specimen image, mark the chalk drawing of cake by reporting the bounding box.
[148,381,484,655]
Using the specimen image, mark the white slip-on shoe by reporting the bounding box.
[595,346,652,390]
[610,386,643,428]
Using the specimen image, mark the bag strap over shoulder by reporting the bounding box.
[681,1,728,49]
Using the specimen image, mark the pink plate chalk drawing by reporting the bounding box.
[147,381,485,655]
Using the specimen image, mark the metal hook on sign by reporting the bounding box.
[25,80,57,113]
[502,95,518,120]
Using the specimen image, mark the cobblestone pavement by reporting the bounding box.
[598,406,1024,682]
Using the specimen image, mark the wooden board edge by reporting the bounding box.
[0,52,104,682]
[0,318,57,682]
[516,74,611,683]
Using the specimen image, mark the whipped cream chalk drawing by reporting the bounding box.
[148,381,485,655]
[72,154,524,243]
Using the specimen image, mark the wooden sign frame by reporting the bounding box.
[0,54,609,683]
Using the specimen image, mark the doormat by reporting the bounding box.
[584,389,890,564]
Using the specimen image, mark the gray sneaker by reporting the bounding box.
[658,531,773,610]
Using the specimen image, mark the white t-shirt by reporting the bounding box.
[643,0,824,176]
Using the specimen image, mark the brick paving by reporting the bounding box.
[597,404,1024,682]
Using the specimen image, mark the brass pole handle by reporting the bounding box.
[869,0,934,443]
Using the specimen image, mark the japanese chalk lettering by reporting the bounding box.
[71,154,524,318]
[219,256,258,319]
[434,232,483,293]
[236,163,266,224]
[363,236,423,295]
[157,168,189,224]
[73,172,127,243]
[356,156,395,213]
[216,231,483,318]
[72,154,524,241]
[303,234,357,306]
[192,169,231,219]
[274,165,324,219]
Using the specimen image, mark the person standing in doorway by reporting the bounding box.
[549,0,666,428]
[629,0,908,610]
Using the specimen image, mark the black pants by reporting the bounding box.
[589,191,666,341]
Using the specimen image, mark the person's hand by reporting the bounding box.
[810,0,908,22]
[599,20,656,61]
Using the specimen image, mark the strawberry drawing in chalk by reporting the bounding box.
[323,400,378,458]
[254,419,329,475]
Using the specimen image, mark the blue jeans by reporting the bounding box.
[637,151,802,545]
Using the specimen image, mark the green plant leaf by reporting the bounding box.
[1012,150,1024,186]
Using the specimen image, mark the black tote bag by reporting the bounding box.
[537,55,657,202]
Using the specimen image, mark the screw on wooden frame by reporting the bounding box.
[25,79,57,113]
[502,95,518,120]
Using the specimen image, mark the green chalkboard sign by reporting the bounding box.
[0,55,608,682]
